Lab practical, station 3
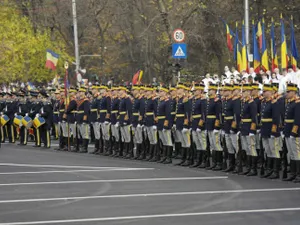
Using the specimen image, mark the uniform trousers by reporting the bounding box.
[225,133,239,154]
[111,124,120,142]
[208,131,222,151]
[120,125,131,143]
[76,123,89,139]
[285,137,300,161]
[176,129,191,148]
[262,137,281,158]
[146,126,158,145]
[192,130,207,150]
[92,122,101,140]
[133,126,143,144]
[101,123,110,141]
[241,135,257,156]
[159,129,172,147]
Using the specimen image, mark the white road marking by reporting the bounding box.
[0,176,227,187]
[0,163,137,170]
[0,187,299,204]
[0,168,154,175]
[0,207,299,224]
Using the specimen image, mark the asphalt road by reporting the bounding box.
[0,142,300,225]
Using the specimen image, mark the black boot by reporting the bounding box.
[247,156,258,176]
[173,142,182,159]
[213,151,223,171]
[233,151,243,174]
[163,146,173,164]
[241,155,252,175]
[158,146,167,163]
[182,148,192,167]
[222,151,228,171]
[90,140,99,154]
[149,145,158,162]
[262,157,274,178]
[223,153,235,172]
[198,151,207,168]
[206,151,216,170]
[192,151,203,168]
[293,161,300,183]
[176,148,187,165]
[79,139,88,153]
[118,141,124,157]
[268,158,280,179]
[133,144,141,160]
[138,142,146,160]
[146,145,155,161]
[97,139,104,155]
[283,160,296,181]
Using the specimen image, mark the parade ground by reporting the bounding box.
[0,142,300,225]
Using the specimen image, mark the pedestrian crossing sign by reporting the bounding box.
[172,43,187,59]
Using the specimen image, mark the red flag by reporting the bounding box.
[132,70,140,85]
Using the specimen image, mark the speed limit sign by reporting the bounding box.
[173,29,185,43]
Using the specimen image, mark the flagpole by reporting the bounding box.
[244,0,250,64]
[72,0,80,77]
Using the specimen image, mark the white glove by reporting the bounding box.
[14,113,18,117]
[257,129,261,134]
[82,122,86,125]
[25,113,29,117]
[237,131,241,136]
[281,131,285,138]
[163,128,166,132]
[196,128,201,133]
[172,124,176,130]
[115,122,119,128]
[221,130,225,136]
[270,135,275,139]
[152,125,157,131]
[290,135,295,139]
[230,130,235,134]
[213,129,219,134]
[35,113,40,118]
[182,128,189,133]
[123,122,127,126]
[137,124,142,128]
[249,133,255,137]
[104,121,109,125]
[189,128,192,133]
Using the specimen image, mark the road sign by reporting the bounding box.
[173,29,185,43]
[172,43,187,59]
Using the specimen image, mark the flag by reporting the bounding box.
[45,49,59,70]
[132,70,143,85]
[241,21,248,72]
[27,82,36,91]
[290,16,299,71]
[261,18,269,71]
[252,20,260,73]
[281,14,288,70]
[270,17,278,72]
[220,17,234,52]
[234,22,242,72]
[256,20,263,50]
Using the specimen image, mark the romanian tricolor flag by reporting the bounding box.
[280,14,288,70]
[132,70,143,85]
[261,18,269,71]
[45,49,59,71]
[256,20,263,50]
[290,16,299,71]
[241,21,248,72]
[252,20,260,73]
[270,17,278,72]
[220,17,234,52]
[234,22,242,72]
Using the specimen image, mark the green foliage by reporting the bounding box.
[0,2,72,83]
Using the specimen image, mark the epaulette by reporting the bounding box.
[259,96,264,100]
[183,97,189,103]
[232,96,240,100]
[248,99,253,103]
[272,98,277,104]
[296,99,300,103]
[214,97,220,102]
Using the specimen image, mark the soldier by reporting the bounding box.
[76,87,90,153]
[17,91,29,145]
[175,83,191,166]
[144,85,158,161]
[52,90,61,140]
[283,84,300,182]
[63,87,77,151]
[2,92,18,143]
[55,88,66,151]
[156,85,172,163]
[39,91,53,148]
[239,84,258,175]
[191,83,206,167]
[109,86,121,156]
[206,83,222,170]
[118,85,133,158]
[137,85,147,160]
[29,91,42,147]
[260,84,281,179]
[131,85,143,159]
[89,85,101,154]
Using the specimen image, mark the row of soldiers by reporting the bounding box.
[1,82,300,183]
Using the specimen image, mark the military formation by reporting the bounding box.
[1,82,300,183]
